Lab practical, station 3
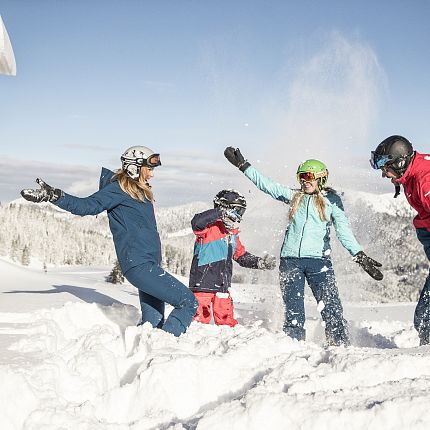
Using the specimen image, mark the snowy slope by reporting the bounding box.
[346,190,416,216]
[1,258,429,430]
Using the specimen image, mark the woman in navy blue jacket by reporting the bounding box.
[21,146,198,337]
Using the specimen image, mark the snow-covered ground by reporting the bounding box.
[0,257,429,430]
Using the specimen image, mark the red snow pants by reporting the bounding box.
[193,291,238,327]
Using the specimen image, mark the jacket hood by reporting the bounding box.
[99,167,116,190]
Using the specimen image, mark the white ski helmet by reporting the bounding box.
[120,145,161,180]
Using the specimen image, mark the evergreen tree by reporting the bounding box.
[21,245,31,266]
[10,238,20,261]
[106,260,124,284]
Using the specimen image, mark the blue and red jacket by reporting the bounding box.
[189,208,260,293]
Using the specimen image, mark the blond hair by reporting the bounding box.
[288,191,328,222]
[112,167,154,202]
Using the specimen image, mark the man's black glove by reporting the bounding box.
[353,251,383,281]
[257,254,277,270]
[20,178,63,203]
[224,147,251,172]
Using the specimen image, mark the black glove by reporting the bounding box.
[224,147,251,172]
[257,254,277,270]
[353,251,383,281]
[20,178,63,203]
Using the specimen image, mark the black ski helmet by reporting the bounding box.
[370,135,414,176]
[213,189,246,213]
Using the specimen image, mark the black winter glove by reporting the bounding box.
[20,178,64,203]
[257,254,277,270]
[224,147,251,172]
[353,251,383,281]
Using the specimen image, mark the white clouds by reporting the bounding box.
[0,144,393,207]
[0,157,100,203]
[0,154,249,206]
[68,177,100,195]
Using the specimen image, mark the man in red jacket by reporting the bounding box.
[370,135,430,345]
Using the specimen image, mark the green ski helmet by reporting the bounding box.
[296,159,329,190]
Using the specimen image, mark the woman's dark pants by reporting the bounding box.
[125,263,198,337]
[279,256,349,346]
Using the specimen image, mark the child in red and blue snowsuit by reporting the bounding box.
[189,189,276,327]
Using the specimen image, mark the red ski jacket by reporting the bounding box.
[397,151,430,232]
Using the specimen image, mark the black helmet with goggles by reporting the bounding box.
[370,135,414,176]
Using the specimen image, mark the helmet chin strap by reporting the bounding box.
[389,165,405,199]
[393,184,401,198]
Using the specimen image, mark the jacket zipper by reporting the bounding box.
[298,197,311,258]
[220,234,232,292]
[198,236,209,284]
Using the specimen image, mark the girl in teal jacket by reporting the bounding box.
[224,147,383,346]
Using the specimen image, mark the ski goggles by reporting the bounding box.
[231,206,246,216]
[297,171,327,182]
[298,172,316,182]
[121,153,161,168]
[369,152,392,170]
[145,153,161,167]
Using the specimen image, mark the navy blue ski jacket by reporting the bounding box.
[54,168,162,274]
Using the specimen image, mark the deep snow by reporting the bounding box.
[0,258,429,430]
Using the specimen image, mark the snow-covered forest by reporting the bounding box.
[0,200,205,273]
[0,191,425,303]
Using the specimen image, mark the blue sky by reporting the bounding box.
[1,0,429,205]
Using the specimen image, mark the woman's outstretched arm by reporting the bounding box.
[224,146,294,202]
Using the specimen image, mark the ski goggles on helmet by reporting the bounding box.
[121,153,161,168]
[297,171,319,182]
[370,152,392,170]
[231,205,246,216]
[147,153,161,167]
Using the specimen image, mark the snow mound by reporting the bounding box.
[1,301,429,430]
